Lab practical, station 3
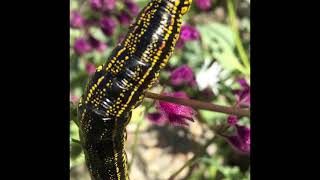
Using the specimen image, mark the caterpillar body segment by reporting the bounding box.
[78,0,192,179]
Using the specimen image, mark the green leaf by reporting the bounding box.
[197,23,247,75]
[214,52,247,74]
[207,23,235,48]
[168,54,180,67]
[208,166,218,178]
[70,120,79,140]
[89,27,108,42]
[183,41,203,67]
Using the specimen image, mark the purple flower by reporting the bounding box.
[180,25,200,41]
[147,92,195,126]
[233,78,250,107]
[118,11,132,25]
[227,115,238,126]
[176,25,200,48]
[224,125,250,154]
[176,39,185,48]
[147,112,166,125]
[239,93,250,107]
[170,65,196,86]
[90,0,102,11]
[84,19,99,26]
[90,0,115,12]
[89,36,107,52]
[157,92,196,126]
[225,136,250,154]
[221,80,250,154]
[100,17,117,36]
[237,78,250,90]
[70,11,84,28]
[102,0,116,12]
[195,0,212,11]
[236,125,250,144]
[200,88,215,99]
[74,38,92,55]
[125,1,140,16]
[86,63,96,75]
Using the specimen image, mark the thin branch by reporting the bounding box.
[145,92,250,117]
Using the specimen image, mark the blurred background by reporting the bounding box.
[70,0,250,179]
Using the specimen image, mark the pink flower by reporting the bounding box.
[117,11,132,25]
[70,94,79,104]
[222,79,250,154]
[224,125,250,154]
[195,0,212,11]
[74,38,92,55]
[89,36,107,52]
[101,0,116,12]
[170,65,196,87]
[85,63,96,75]
[90,0,116,12]
[175,39,185,48]
[70,11,84,28]
[125,0,140,16]
[176,25,200,48]
[180,25,200,41]
[147,112,167,125]
[147,92,196,126]
[90,0,102,11]
[100,17,117,36]
[227,115,238,126]
[233,78,250,107]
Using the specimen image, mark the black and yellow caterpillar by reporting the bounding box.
[78,0,192,179]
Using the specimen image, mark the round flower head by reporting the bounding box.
[170,65,196,86]
[90,0,115,12]
[195,0,212,11]
[100,17,117,36]
[85,62,96,75]
[118,11,132,25]
[180,25,200,41]
[74,38,92,55]
[125,0,140,16]
[90,0,102,11]
[70,11,84,28]
[89,36,107,52]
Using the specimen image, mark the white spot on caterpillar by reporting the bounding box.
[102,117,112,121]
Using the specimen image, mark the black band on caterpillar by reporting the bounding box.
[78,0,192,179]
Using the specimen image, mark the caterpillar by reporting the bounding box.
[77,0,192,179]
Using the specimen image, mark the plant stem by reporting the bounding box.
[71,138,81,145]
[145,92,250,117]
[128,118,143,171]
[168,137,216,180]
[128,92,159,171]
[227,0,250,74]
